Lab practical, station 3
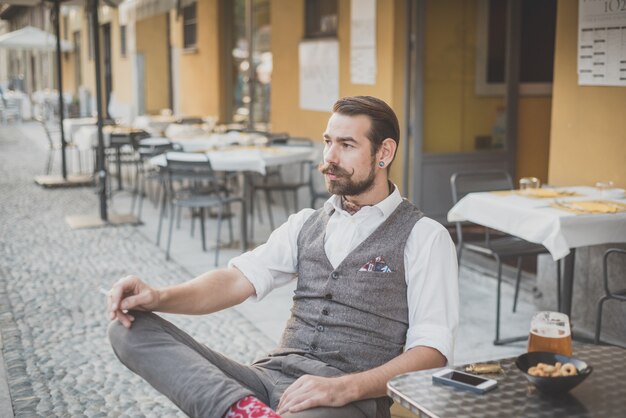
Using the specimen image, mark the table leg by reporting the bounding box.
[561,249,576,318]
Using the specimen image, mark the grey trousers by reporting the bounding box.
[108,311,388,418]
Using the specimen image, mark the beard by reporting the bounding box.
[318,158,377,196]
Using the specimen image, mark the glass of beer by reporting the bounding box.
[527,311,572,356]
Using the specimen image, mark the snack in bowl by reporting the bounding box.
[516,352,592,394]
[527,362,578,377]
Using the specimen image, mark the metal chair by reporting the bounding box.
[162,152,242,266]
[36,117,83,175]
[451,170,560,345]
[250,136,316,232]
[594,248,626,344]
[131,137,178,221]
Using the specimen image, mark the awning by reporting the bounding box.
[118,0,195,25]
[0,25,72,51]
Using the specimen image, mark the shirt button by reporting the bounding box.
[322,308,329,316]
[316,325,324,332]
[325,293,332,300]
[331,272,339,280]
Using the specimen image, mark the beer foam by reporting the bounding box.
[531,326,571,338]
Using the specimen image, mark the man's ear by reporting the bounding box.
[377,138,397,168]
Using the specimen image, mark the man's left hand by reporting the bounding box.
[277,374,355,415]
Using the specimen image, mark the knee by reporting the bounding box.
[107,311,154,362]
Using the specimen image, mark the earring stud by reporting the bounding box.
[378,161,385,167]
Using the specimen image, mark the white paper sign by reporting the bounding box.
[351,0,377,85]
[299,39,339,112]
[578,0,626,86]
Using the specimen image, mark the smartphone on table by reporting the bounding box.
[432,368,498,394]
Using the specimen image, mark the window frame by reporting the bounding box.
[182,3,198,50]
[304,0,338,39]
[475,0,554,96]
[120,24,127,57]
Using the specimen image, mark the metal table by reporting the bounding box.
[388,344,626,417]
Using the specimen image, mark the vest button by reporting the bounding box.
[316,325,324,332]
[310,344,317,351]
[322,308,329,315]
[325,293,332,300]
[331,272,339,279]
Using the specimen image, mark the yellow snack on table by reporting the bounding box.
[517,189,579,199]
[551,200,626,214]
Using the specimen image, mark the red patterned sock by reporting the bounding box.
[223,395,281,418]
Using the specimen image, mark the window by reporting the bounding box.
[183,3,197,49]
[87,15,94,60]
[63,15,68,40]
[305,0,338,38]
[120,25,127,57]
[73,31,82,88]
[476,0,557,95]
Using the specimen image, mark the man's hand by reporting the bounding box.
[106,275,160,328]
[277,374,355,415]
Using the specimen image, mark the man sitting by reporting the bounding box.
[107,96,459,418]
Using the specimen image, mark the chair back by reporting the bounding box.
[450,170,513,204]
[450,170,513,250]
[138,137,175,159]
[35,117,60,149]
[164,152,215,178]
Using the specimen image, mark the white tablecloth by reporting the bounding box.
[172,132,269,151]
[151,146,316,176]
[73,125,111,150]
[63,118,97,143]
[447,186,626,260]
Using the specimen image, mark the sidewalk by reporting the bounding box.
[0,122,535,416]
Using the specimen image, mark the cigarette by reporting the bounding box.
[99,287,129,313]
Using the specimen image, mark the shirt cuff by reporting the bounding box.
[228,251,275,301]
[405,324,455,366]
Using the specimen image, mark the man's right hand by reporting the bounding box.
[107,275,160,328]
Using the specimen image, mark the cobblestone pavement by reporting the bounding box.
[0,124,274,417]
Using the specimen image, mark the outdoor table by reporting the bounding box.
[171,132,269,151]
[133,114,178,135]
[387,343,626,417]
[150,146,317,251]
[447,186,626,317]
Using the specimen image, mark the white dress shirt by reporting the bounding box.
[230,185,459,364]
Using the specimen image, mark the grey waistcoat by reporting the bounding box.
[271,199,424,373]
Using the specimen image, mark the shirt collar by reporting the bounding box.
[323,183,402,218]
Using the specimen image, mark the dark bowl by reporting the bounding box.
[516,352,593,394]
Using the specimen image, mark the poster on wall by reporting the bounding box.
[350,0,377,85]
[578,0,626,86]
[299,39,339,112]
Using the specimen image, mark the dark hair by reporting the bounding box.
[332,96,400,159]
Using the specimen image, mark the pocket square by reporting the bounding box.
[359,256,392,273]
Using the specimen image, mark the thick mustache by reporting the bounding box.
[318,162,354,177]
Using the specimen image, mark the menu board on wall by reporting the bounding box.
[578,0,626,86]
[350,0,377,85]
[299,39,339,112]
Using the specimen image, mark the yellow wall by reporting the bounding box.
[136,13,170,114]
[109,12,132,106]
[271,0,407,185]
[549,0,626,188]
[171,0,223,119]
